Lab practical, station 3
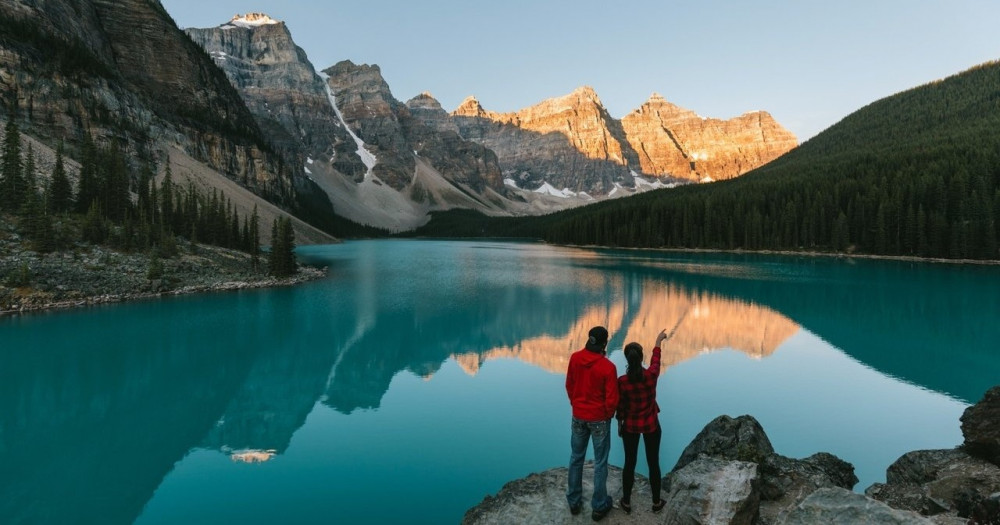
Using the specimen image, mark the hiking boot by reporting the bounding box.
[591,505,611,521]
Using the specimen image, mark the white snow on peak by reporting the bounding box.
[533,182,577,199]
[503,178,520,189]
[304,166,312,175]
[307,157,314,164]
[229,13,280,28]
[319,72,377,180]
[634,176,665,189]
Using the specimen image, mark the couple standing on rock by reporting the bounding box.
[566,315,685,521]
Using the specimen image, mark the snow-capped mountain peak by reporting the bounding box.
[226,13,280,29]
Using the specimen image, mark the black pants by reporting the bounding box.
[621,424,662,504]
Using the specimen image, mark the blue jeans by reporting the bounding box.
[567,417,612,512]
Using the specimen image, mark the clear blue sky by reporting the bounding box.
[160,0,1000,141]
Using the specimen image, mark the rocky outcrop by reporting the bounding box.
[672,414,776,471]
[463,415,866,525]
[865,386,1000,523]
[866,449,1000,518]
[961,385,1000,465]
[461,463,657,525]
[782,487,935,524]
[670,415,858,524]
[465,388,1000,525]
[621,94,798,182]
[662,456,760,525]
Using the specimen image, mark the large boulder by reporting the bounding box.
[671,415,775,472]
[866,448,1000,520]
[661,456,760,525]
[757,452,858,524]
[961,385,1000,466]
[670,414,857,524]
[781,487,935,524]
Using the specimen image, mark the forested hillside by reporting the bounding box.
[414,61,1000,260]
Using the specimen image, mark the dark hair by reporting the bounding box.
[624,342,644,383]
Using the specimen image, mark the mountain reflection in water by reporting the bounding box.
[455,283,799,375]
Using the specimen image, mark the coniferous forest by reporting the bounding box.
[413,61,1000,260]
[0,116,292,273]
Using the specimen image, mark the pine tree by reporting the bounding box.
[268,216,297,277]
[160,163,174,234]
[250,205,260,271]
[280,216,296,275]
[269,217,282,276]
[81,201,106,244]
[22,143,36,207]
[100,143,129,222]
[0,117,24,211]
[75,135,99,213]
[19,187,43,240]
[48,142,73,214]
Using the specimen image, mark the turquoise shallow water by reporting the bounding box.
[1,240,997,524]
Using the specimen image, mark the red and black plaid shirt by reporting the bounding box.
[616,346,661,434]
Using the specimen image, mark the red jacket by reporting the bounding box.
[566,348,619,421]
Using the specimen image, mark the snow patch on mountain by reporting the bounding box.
[319,73,377,180]
[533,182,579,199]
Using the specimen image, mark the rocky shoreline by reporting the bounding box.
[463,387,1000,524]
[0,227,326,316]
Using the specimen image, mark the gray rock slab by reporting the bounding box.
[662,456,759,525]
[462,463,663,525]
[781,487,935,524]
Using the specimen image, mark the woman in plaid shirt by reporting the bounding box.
[616,328,670,514]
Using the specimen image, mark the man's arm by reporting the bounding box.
[604,365,619,419]
[566,360,575,401]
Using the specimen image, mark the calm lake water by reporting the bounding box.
[2,240,998,524]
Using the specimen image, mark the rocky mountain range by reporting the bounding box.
[187,16,516,230]
[0,4,798,236]
[186,12,797,230]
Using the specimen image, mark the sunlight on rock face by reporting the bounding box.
[454,283,799,375]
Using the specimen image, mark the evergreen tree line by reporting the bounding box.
[0,117,298,276]
[268,216,296,277]
[413,61,1000,261]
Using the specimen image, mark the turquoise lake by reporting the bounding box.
[2,239,998,524]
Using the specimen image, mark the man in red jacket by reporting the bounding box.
[565,325,619,521]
